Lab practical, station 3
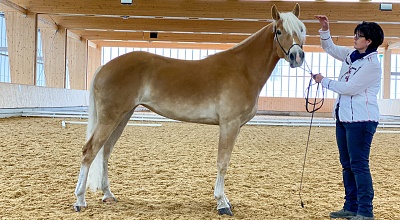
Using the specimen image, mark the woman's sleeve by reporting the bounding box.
[321,62,381,95]
[319,30,353,62]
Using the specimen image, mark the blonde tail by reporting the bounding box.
[86,65,104,192]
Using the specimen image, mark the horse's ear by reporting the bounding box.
[271,4,280,20]
[292,3,300,18]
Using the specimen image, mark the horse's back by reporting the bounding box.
[94,51,227,98]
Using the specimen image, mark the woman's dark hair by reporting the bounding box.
[354,21,384,51]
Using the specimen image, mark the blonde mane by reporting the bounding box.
[232,11,307,51]
[277,12,307,44]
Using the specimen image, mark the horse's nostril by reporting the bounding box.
[289,53,295,61]
[300,51,305,59]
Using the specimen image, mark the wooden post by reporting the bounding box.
[382,48,391,99]
[67,31,87,90]
[40,27,67,88]
[86,41,101,90]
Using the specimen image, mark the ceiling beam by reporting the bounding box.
[51,15,400,38]
[0,0,27,15]
[71,29,399,48]
[9,1,400,23]
[72,30,250,44]
[38,14,58,30]
[67,29,81,41]
[51,15,266,34]
[89,32,400,48]
[73,30,347,45]
[92,40,236,50]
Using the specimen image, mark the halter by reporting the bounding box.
[274,27,303,56]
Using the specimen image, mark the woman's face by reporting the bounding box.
[354,32,372,53]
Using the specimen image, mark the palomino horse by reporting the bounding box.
[74,4,306,216]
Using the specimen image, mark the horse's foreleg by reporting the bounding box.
[214,120,241,216]
[101,109,135,203]
[74,120,124,211]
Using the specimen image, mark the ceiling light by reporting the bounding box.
[379,3,392,11]
[121,0,132,5]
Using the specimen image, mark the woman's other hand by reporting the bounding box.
[314,15,330,31]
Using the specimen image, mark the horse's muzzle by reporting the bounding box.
[289,50,304,68]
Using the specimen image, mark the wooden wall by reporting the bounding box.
[3,10,99,90]
[67,34,87,90]
[5,11,37,85]
[86,41,101,90]
[40,27,67,88]
[258,97,335,114]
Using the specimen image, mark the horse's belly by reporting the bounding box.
[143,102,219,125]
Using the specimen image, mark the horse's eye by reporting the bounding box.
[301,28,304,32]
[277,30,282,35]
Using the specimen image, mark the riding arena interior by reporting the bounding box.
[0,1,400,219]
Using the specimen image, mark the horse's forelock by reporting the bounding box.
[278,12,307,44]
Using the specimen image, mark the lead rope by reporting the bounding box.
[298,61,324,208]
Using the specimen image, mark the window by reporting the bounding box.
[101,47,400,99]
[36,29,46,86]
[391,54,400,99]
[101,47,221,64]
[0,12,10,83]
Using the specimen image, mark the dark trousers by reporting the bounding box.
[336,121,378,217]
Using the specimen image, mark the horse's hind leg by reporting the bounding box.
[100,108,135,203]
[74,111,131,211]
[214,119,241,216]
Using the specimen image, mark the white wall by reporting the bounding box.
[378,99,400,116]
[0,82,88,108]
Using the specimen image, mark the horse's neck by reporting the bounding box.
[230,24,280,87]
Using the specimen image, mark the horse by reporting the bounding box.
[73,3,306,216]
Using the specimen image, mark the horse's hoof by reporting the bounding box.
[73,205,82,212]
[218,207,233,216]
[102,197,117,203]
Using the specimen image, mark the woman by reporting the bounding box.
[313,15,384,220]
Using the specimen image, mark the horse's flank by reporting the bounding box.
[94,24,277,126]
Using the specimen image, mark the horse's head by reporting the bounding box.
[272,4,306,68]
